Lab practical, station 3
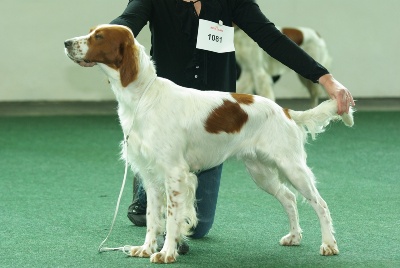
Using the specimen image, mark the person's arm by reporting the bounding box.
[110,0,152,37]
[232,0,354,114]
[232,1,324,81]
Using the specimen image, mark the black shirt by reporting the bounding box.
[111,0,329,92]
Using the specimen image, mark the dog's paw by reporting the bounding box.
[279,232,302,246]
[320,242,339,256]
[150,251,178,264]
[130,245,154,258]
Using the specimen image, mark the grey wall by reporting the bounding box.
[0,0,398,101]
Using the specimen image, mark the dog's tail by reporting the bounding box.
[287,99,354,140]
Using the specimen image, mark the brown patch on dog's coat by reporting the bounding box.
[231,93,254,105]
[205,99,249,134]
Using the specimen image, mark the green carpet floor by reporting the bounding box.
[0,112,399,267]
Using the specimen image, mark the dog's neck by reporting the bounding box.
[98,40,157,135]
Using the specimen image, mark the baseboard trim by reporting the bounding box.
[1,98,399,116]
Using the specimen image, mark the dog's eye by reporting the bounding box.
[95,34,103,40]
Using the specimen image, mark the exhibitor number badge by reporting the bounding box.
[196,19,235,53]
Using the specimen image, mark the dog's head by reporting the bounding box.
[64,24,139,87]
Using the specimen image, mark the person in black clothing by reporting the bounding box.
[79,0,355,254]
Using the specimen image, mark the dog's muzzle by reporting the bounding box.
[64,38,88,62]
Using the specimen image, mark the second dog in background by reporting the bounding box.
[235,26,332,107]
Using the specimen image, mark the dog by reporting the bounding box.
[234,26,332,107]
[65,24,353,264]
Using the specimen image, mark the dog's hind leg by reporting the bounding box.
[276,158,339,256]
[244,159,302,246]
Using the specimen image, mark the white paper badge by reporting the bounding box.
[196,19,235,53]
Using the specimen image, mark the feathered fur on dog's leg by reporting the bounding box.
[244,159,303,246]
[150,168,198,264]
[130,185,163,258]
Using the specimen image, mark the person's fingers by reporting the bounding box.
[349,94,356,107]
[337,98,346,115]
[336,89,354,115]
[339,90,355,115]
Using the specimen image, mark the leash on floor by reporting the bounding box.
[97,137,132,256]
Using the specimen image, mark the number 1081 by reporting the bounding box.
[208,34,222,43]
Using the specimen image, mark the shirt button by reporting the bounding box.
[194,75,198,78]
[196,66,200,69]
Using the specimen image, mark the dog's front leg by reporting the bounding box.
[150,186,180,263]
[130,186,164,258]
[150,171,196,264]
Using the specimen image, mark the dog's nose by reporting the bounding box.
[64,40,72,48]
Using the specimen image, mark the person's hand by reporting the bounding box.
[319,74,355,115]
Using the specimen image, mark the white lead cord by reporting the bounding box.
[97,75,157,255]
[98,137,131,256]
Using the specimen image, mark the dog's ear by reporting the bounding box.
[119,36,139,87]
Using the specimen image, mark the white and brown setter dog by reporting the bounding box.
[65,24,353,264]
